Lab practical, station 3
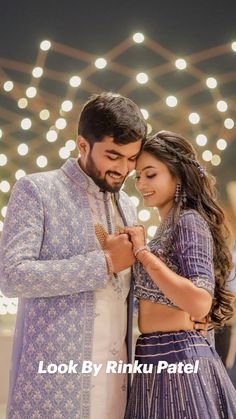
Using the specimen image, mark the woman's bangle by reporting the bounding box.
[133,245,149,258]
[104,251,113,278]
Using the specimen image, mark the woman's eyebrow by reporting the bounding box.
[140,165,155,172]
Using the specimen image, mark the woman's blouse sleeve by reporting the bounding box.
[176,211,215,297]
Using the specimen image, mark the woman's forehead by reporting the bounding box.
[136,152,163,170]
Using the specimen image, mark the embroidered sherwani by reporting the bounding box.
[0,158,136,419]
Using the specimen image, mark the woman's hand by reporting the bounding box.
[191,315,210,337]
[124,225,146,249]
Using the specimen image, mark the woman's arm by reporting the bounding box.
[125,212,214,318]
[137,249,212,318]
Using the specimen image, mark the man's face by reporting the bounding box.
[78,136,142,192]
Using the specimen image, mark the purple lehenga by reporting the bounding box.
[125,209,236,419]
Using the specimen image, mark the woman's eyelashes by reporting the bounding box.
[135,173,157,180]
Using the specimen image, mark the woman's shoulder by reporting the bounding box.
[178,208,210,233]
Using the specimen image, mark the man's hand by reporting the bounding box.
[104,233,135,273]
[191,315,209,337]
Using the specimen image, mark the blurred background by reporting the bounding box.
[0,0,236,416]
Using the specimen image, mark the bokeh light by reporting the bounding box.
[133,33,145,43]
[175,58,187,70]
[136,72,149,84]
[166,95,178,107]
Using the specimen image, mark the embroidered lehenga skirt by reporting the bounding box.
[125,330,236,419]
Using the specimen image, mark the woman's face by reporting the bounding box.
[135,151,178,211]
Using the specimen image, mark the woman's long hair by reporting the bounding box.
[142,130,235,328]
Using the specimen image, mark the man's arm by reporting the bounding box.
[0,177,109,298]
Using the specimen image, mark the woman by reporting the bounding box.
[124,131,236,418]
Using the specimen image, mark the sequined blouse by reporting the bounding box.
[134,209,215,308]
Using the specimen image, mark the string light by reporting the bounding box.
[224,118,234,129]
[69,76,81,87]
[138,209,151,221]
[65,139,76,151]
[61,100,73,112]
[18,143,29,156]
[136,72,148,84]
[3,81,14,92]
[55,118,67,130]
[133,33,145,43]
[32,67,43,78]
[36,156,48,168]
[95,58,107,69]
[0,154,7,166]
[40,40,51,51]
[21,118,32,130]
[26,87,37,98]
[18,98,28,109]
[196,134,207,146]
[0,181,10,193]
[206,77,217,88]
[216,139,227,150]
[202,150,213,161]
[216,100,228,112]
[175,58,187,70]
[46,129,58,142]
[59,147,70,159]
[140,108,149,120]
[211,155,221,166]
[15,170,26,180]
[1,206,7,217]
[40,109,50,120]
[166,95,178,107]
[189,112,200,124]
[147,226,157,237]
[231,41,236,52]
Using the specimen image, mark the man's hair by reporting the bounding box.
[78,92,147,145]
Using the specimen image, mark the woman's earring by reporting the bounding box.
[175,183,181,203]
[182,190,187,206]
[175,183,187,206]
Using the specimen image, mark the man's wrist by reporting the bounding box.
[104,251,113,278]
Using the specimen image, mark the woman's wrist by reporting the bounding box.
[133,245,149,258]
[137,249,162,271]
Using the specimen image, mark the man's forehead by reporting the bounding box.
[99,136,141,152]
[100,136,140,145]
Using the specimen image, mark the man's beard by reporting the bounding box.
[85,152,125,193]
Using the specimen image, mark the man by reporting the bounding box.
[0,92,147,419]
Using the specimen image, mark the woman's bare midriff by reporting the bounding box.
[138,299,195,333]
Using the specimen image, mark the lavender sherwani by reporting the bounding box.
[0,159,136,419]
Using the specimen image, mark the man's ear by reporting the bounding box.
[77,135,90,157]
